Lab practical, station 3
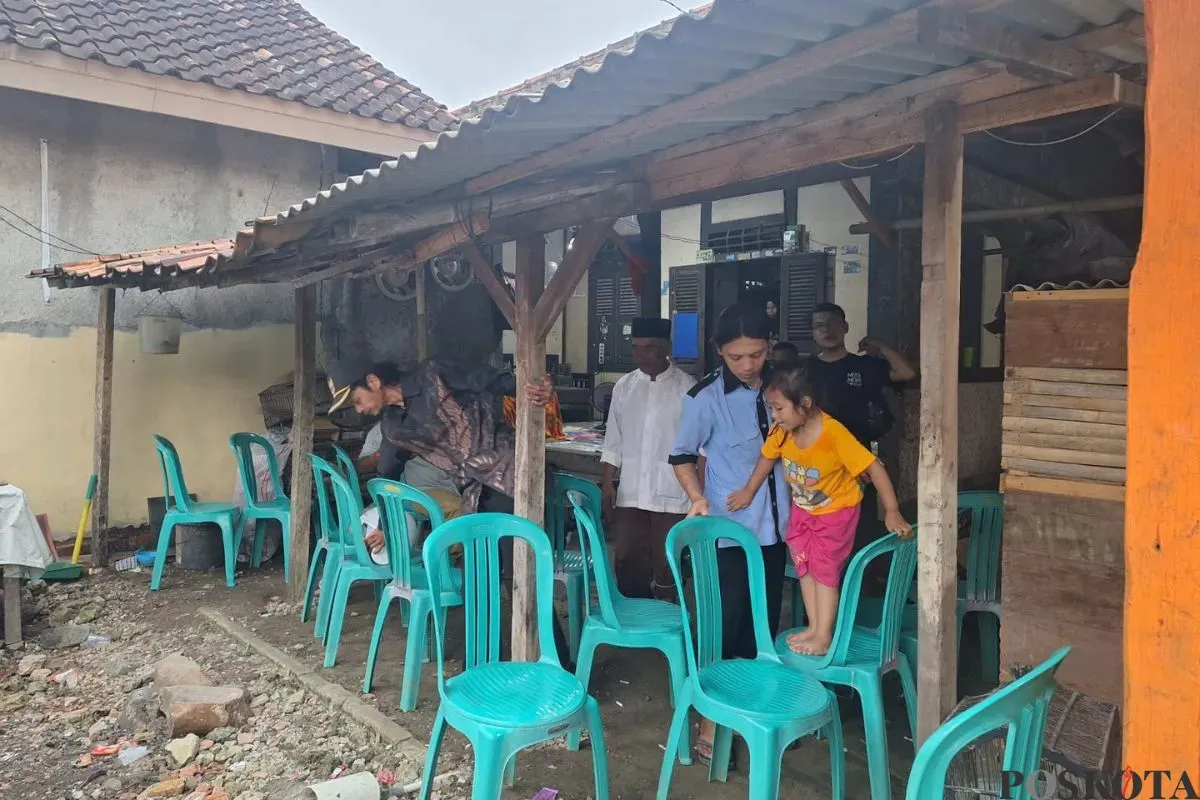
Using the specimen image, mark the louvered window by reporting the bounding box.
[588,242,643,373]
[706,220,785,258]
[779,253,831,354]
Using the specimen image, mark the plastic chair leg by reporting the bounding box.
[503,750,516,787]
[150,520,175,591]
[469,736,507,800]
[826,694,846,800]
[300,546,325,623]
[250,518,266,569]
[566,573,585,664]
[417,708,447,800]
[400,596,433,713]
[217,516,237,588]
[979,612,1001,684]
[585,696,611,800]
[746,730,783,800]
[656,697,690,800]
[362,590,395,694]
[660,637,691,765]
[323,572,353,668]
[857,672,893,800]
[709,724,734,783]
[278,515,291,584]
[314,557,341,640]
[566,628,600,751]
[896,656,919,742]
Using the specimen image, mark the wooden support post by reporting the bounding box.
[1126,0,1200,773]
[511,233,547,662]
[462,241,517,328]
[415,262,428,361]
[289,285,316,603]
[916,103,963,744]
[3,567,21,647]
[91,287,115,567]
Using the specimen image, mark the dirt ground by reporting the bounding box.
[1,553,989,800]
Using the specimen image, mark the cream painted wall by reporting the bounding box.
[711,190,784,224]
[659,204,703,318]
[798,178,871,339]
[0,325,293,535]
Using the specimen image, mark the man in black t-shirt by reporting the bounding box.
[805,302,916,593]
[805,302,916,446]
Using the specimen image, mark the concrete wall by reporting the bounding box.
[0,88,323,533]
[656,181,871,337]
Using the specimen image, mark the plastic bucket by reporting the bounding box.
[138,314,182,354]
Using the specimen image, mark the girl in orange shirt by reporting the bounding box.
[728,368,911,655]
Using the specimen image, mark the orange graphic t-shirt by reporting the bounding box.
[761,415,877,515]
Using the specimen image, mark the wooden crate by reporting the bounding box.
[1000,288,1127,705]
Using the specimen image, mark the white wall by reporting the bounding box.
[656,181,871,338]
[500,232,569,364]
[798,178,871,340]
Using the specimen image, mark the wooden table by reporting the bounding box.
[545,424,605,483]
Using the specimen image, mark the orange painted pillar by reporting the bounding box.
[1126,0,1200,773]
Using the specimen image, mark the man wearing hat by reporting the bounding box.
[325,356,577,664]
[601,317,696,601]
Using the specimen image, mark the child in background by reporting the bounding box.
[727,368,911,655]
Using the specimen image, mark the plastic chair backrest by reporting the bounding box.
[152,434,194,514]
[229,433,284,508]
[906,647,1070,800]
[665,517,780,684]
[568,490,621,627]
[822,531,917,670]
[333,444,363,500]
[548,472,601,567]
[422,514,560,686]
[959,490,1004,605]
[311,454,370,564]
[367,478,446,587]
[310,454,340,544]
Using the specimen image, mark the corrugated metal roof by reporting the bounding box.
[270,0,1146,227]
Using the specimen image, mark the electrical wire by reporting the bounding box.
[983,108,1121,147]
[0,215,98,257]
[837,144,916,171]
[0,202,99,255]
[657,0,693,17]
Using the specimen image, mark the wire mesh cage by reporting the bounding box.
[941,674,1121,799]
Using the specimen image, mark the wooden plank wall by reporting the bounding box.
[1000,289,1127,704]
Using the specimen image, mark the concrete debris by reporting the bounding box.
[165,733,201,767]
[160,685,250,737]
[155,654,213,689]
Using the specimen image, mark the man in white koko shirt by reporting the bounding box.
[601,317,695,601]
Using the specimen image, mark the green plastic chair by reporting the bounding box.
[906,647,1070,800]
[866,492,1004,684]
[546,471,595,663]
[228,433,291,582]
[149,434,242,590]
[775,532,919,800]
[311,454,391,668]
[333,444,366,516]
[658,517,844,800]
[300,450,345,640]
[958,490,1004,683]
[362,478,464,712]
[562,491,689,760]
[418,513,610,800]
[784,560,807,628]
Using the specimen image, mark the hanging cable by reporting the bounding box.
[983,108,1121,147]
[0,202,99,255]
[0,216,97,257]
[837,144,916,171]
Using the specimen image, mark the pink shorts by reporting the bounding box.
[785,504,861,587]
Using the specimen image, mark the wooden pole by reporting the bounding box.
[511,233,547,662]
[91,287,115,567]
[915,103,963,743]
[289,285,317,602]
[1126,0,1200,772]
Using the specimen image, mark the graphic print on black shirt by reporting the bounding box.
[805,353,898,446]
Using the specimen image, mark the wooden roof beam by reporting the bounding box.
[647,74,1143,204]
[917,8,1120,81]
